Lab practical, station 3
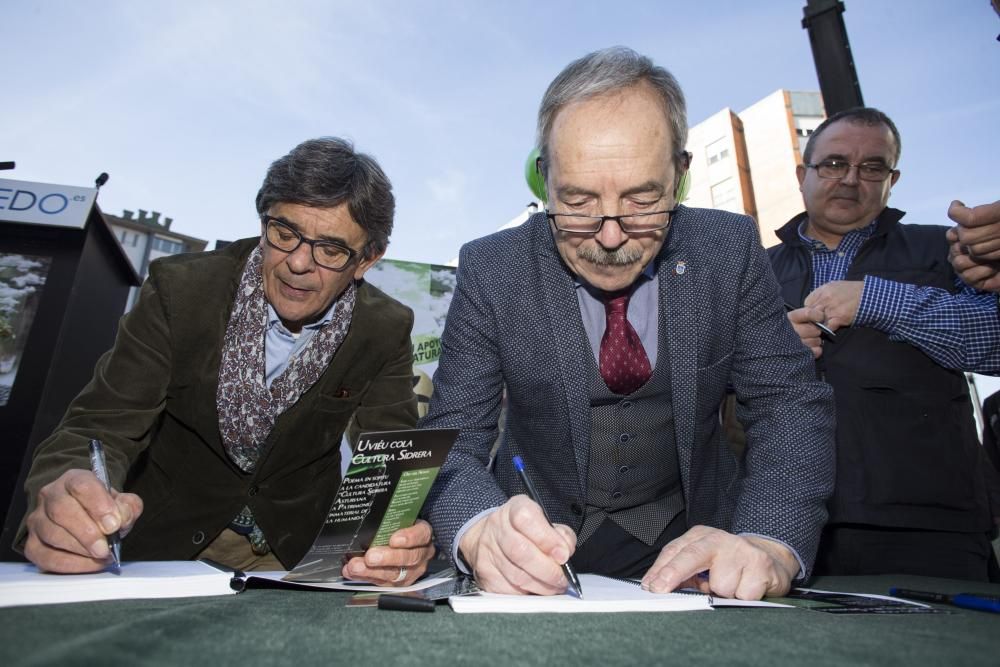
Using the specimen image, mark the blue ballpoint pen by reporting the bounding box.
[890,587,1000,614]
[512,455,584,599]
[88,439,123,574]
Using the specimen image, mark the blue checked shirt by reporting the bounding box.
[799,218,1000,374]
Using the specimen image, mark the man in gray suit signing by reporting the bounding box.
[422,47,835,600]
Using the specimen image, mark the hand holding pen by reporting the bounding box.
[456,464,582,597]
[784,302,835,359]
[513,456,584,598]
[784,302,837,340]
[22,441,142,574]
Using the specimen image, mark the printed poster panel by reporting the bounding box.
[364,259,456,416]
[0,253,52,406]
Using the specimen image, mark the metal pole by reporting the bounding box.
[801,0,864,114]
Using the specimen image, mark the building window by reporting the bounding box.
[151,237,184,254]
[131,233,139,247]
[711,178,740,212]
[706,138,730,165]
[796,127,813,137]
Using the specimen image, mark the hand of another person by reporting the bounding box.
[24,469,143,573]
[804,281,863,331]
[342,518,436,586]
[785,305,827,358]
[948,227,1000,292]
[641,525,798,600]
[458,494,577,595]
[948,199,1000,261]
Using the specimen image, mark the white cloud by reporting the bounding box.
[426,169,468,204]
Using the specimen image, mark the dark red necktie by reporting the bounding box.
[599,292,652,395]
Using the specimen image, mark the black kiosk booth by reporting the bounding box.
[0,177,140,558]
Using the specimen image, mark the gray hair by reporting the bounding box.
[802,107,902,166]
[536,46,688,177]
[255,137,395,259]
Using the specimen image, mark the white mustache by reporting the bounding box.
[576,244,643,266]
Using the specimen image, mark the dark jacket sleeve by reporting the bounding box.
[724,218,836,577]
[16,273,173,549]
[419,241,511,563]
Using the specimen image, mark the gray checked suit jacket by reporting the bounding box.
[421,207,835,576]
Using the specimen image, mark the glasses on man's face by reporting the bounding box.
[806,159,896,182]
[262,217,361,271]
[545,209,677,234]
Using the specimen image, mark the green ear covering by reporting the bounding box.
[674,170,690,204]
[525,147,547,203]
[526,147,689,205]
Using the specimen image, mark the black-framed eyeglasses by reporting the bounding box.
[545,209,677,234]
[262,216,361,271]
[805,159,897,182]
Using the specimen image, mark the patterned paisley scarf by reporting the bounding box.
[215,246,356,553]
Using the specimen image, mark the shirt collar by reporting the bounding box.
[266,295,339,335]
[797,216,879,251]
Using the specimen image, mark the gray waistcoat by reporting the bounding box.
[579,333,685,546]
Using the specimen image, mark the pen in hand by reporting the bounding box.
[783,301,837,340]
[88,439,122,574]
[512,455,584,599]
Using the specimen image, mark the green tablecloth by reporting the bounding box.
[1,575,997,666]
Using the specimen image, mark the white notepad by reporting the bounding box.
[0,561,464,608]
[0,561,239,608]
[448,574,714,613]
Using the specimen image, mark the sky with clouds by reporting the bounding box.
[2,1,998,266]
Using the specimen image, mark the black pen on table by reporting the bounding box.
[512,455,584,599]
[783,301,837,340]
[88,439,122,574]
[890,587,1000,614]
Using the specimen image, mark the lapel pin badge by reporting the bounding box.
[674,261,687,275]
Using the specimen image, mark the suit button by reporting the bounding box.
[618,465,629,474]
[192,531,206,545]
[612,491,623,500]
[248,485,259,497]
[570,503,583,516]
[619,433,630,444]
[620,401,632,409]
